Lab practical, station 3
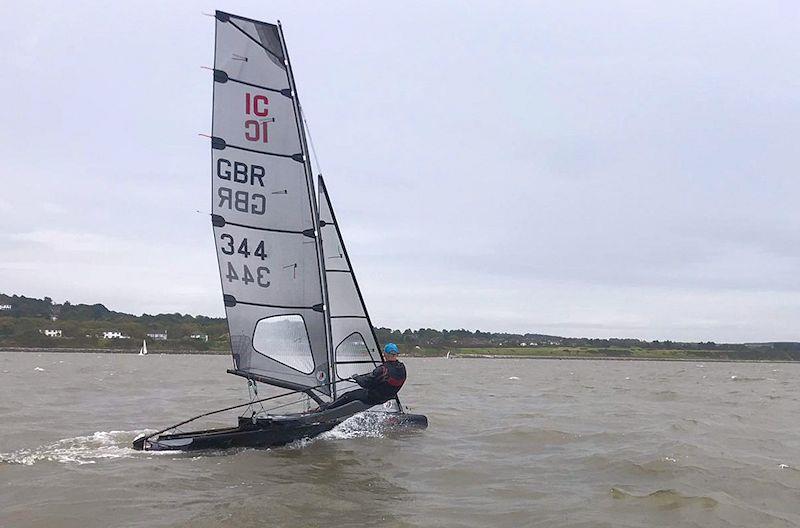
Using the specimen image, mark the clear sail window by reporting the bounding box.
[335,332,375,380]
[252,315,315,374]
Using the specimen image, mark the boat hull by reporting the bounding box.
[133,411,428,452]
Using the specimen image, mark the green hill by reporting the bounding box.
[1,293,798,360]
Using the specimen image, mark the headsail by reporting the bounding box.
[318,177,401,411]
[211,11,332,394]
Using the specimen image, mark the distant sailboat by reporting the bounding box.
[133,11,426,452]
[138,340,148,356]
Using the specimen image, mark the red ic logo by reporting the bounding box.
[244,93,274,143]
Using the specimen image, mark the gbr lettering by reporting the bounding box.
[218,188,266,215]
[216,158,267,216]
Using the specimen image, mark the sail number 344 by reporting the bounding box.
[220,234,270,288]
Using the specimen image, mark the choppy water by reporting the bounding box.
[2,352,799,527]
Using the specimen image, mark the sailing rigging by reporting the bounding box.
[133,10,426,451]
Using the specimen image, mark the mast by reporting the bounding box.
[276,22,335,397]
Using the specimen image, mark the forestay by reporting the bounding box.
[210,11,332,394]
[319,177,401,412]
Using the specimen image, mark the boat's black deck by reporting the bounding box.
[135,405,428,452]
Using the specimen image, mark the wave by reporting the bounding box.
[321,412,390,440]
[0,430,157,466]
[474,426,581,446]
[730,376,767,382]
[652,389,680,400]
[611,487,718,509]
[670,417,704,432]
[583,454,694,477]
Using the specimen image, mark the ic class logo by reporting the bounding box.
[244,92,273,143]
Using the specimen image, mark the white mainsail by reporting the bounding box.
[139,340,148,356]
[211,11,332,394]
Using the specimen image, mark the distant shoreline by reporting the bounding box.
[2,347,798,364]
[0,347,226,355]
[452,353,799,364]
[3,293,797,362]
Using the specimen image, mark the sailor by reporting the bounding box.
[320,343,406,411]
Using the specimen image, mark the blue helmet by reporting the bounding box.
[384,343,399,355]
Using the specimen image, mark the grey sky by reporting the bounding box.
[1,1,798,342]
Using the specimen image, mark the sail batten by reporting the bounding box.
[212,11,331,394]
[217,73,293,97]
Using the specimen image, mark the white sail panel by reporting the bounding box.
[326,273,367,318]
[215,15,289,89]
[212,151,308,231]
[213,83,300,155]
[213,224,320,307]
[322,235,349,272]
[213,11,330,393]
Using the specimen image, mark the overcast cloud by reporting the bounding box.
[1,1,798,342]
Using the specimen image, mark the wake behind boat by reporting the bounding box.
[133,11,427,452]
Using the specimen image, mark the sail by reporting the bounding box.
[318,177,400,411]
[211,11,331,394]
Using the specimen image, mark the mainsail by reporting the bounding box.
[211,11,332,394]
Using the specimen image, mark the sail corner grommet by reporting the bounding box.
[223,294,237,307]
[215,11,230,23]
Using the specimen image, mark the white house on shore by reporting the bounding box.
[42,329,62,338]
[0,304,12,311]
[102,331,130,339]
[189,334,209,342]
[147,332,168,341]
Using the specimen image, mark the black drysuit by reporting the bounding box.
[325,360,407,410]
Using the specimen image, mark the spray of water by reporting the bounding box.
[0,430,164,465]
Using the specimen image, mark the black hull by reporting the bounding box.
[133,411,428,452]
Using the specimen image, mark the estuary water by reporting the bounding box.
[1,352,799,527]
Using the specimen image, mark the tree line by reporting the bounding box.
[1,293,798,359]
